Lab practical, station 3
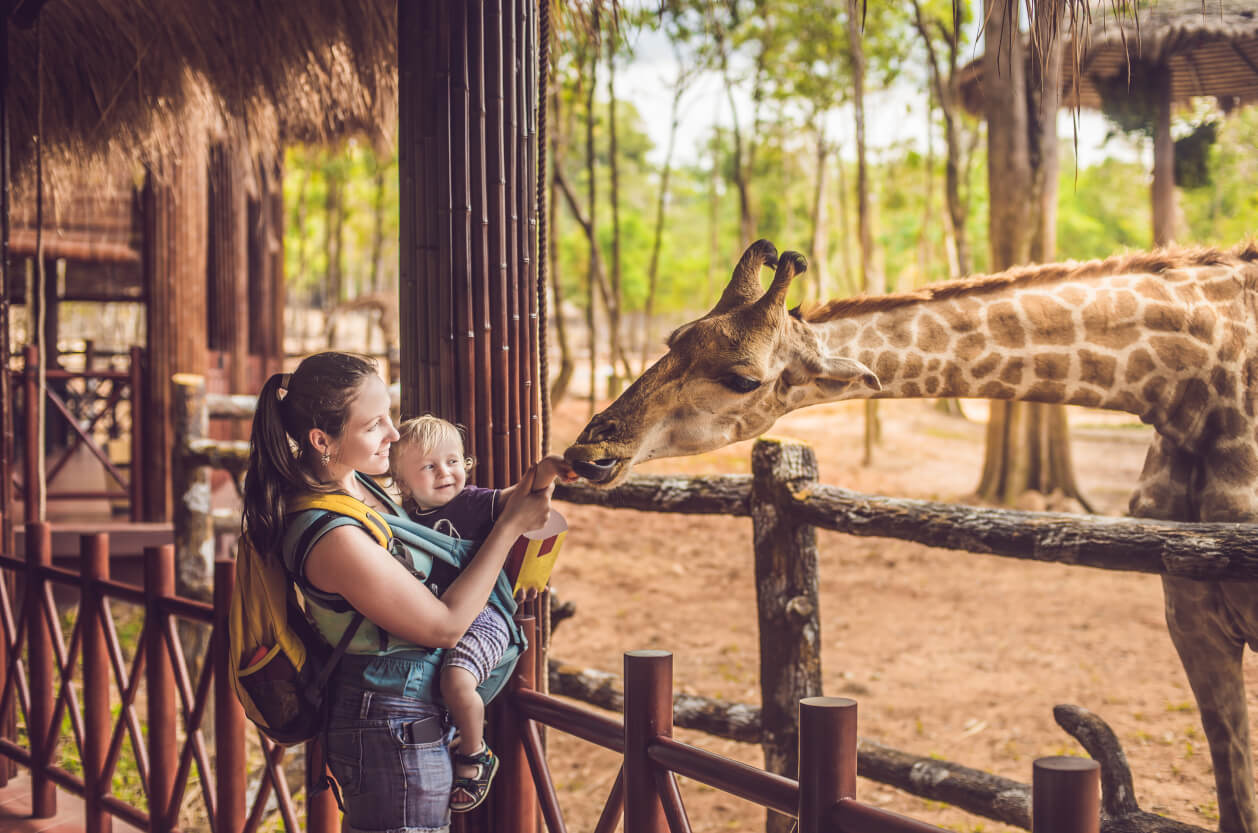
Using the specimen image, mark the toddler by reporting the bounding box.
[389,414,574,813]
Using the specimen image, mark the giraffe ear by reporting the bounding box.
[784,351,881,391]
[817,355,881,390]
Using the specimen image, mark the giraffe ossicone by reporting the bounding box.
[565,238,1258,833]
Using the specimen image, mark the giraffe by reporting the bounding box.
[564,238,1258,833]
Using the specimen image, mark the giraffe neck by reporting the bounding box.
[809,261,1251,445]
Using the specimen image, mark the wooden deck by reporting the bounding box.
[0,773,144,833]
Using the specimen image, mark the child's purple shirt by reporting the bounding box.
[409,485,501,541]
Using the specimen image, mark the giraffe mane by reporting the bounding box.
[801,240,1258,324]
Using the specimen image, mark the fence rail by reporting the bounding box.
[165,383,1228,832]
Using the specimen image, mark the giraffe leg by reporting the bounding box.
[1163,576,1258,833]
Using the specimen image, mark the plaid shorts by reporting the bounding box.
[443,606,510,685]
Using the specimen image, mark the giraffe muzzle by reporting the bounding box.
[569,457,622,483]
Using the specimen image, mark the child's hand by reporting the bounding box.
[534,454,579,489]
[498,466,553,535]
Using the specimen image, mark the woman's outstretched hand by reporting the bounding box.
[498,465,553,536]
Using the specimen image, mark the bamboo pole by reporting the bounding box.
[486,0,511,484]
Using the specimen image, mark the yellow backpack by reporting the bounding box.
[228,493,391,745]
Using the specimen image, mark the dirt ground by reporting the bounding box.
[539,393,1256,833]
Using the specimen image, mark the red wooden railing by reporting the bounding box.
[14,345,146,522]
[0,523,1102,833]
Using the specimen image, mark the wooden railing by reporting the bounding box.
[156,377,1241,832]
[13,344,146,522]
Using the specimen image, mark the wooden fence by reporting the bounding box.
[39,374,1233,833]
[0,529,1101,833]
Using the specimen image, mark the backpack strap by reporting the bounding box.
[288,493,393,549]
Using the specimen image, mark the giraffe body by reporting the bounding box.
[565,239,1258,833]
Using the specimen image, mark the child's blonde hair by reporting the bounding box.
[390,414,476,475]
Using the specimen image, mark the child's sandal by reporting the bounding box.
[450,742,499,813]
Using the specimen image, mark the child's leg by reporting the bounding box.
[441,662,485,766]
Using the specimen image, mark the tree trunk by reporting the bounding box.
[369,160,387,296]
[975,0,1033,504]
[807,128,831,305]
[548,97,574,404]
[642,68,685,374]
[585,28,598,416]
[848,0,881,465]
[607,40,625,398]
[834,146,857,296]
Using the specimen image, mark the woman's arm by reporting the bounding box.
[305,466,553,647]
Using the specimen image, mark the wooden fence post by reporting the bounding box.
[83,533,112,833]
[751,437,823,833]
[214,558,245,833]
[171,374,213,603]
[798,697,857,833]
[129,346,146,522]
[495,614,540,833]
[146,545,177,833]
[26,521,54,816]
[23,345,38,526]
[306,739,339,833]
[624,650,671,833]
[1033,757,1100,833]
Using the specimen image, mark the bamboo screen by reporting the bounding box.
[398,0,541,489]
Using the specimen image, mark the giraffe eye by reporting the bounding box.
[722,374,762,394]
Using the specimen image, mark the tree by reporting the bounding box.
[974,0,1090,509]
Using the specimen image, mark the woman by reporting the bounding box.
[242,351,553,832]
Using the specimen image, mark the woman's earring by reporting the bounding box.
[321,450,331,466]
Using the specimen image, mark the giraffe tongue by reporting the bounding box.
[571,458,619,482]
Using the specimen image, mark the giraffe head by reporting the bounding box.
[565,239,881,486]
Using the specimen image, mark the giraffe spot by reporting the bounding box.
[883,312,914,349]
[972,353,1001,380]
[1133,276,1174,303]
[1071,388,1102,408]
[901,381,922,397]
[1026,381,1067,402]
[1033,353,1069,381]
[1124,349,1156,384]
[1103,391,1145,415]
[1167,378,1210,437]
[859,349,876,368]
[875,352,899,382]
[1000,358,1025,386]
[1082,294,1141,349]
[1142,303,1185,332]
[901,353,924,379]
[986,301,1025,349]
[831,321,860,343]
[1187,307,1217,344]
[1143,376,1170,408]
[955,333,986,363]
[1022,294,1075,345]
[939,298,982,333]
[1207,406,1247,440]
[1056,284,1088,306]
[1151,335,1208,374]
[916,315,949,353]
[858,326,885,349]
[1210,367,1235,400]
[923,375,940,395]
[942,365,965,394]
[978,381,1016,398]
[1201,277,1242,302]
[1218,324,1245,363]
[927,357,943,373]
[1173,282,1201,303]
[1078,349,1116,388]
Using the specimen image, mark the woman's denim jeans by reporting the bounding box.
[326,686,453,833]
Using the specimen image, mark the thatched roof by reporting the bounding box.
[959,1,1258,115]
[6,1,396,192]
